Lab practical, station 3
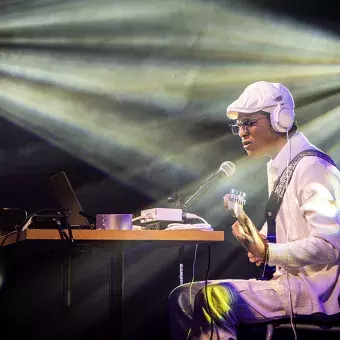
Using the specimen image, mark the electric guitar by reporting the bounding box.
[224,189,275,280]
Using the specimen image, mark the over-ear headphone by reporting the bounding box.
[269,92,295,133]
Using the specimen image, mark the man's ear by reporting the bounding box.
[263,115,284,137]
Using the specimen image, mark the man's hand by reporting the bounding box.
[248,233,267,266]
[247,252,264,266]
[231,217,267,260]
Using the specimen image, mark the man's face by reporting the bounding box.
[236,112,279,158]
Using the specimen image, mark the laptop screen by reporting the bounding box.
[49,171,89,226]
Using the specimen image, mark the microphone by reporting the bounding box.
[203,161,235,183]
[183,161,235,209]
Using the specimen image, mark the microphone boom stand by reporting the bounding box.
[182,173,218,212]
[169,173,217,286]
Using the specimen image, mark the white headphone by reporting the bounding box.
[269,93,295,133]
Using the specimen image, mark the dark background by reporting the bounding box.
[0,0,340,339]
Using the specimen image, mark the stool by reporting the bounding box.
[239,314,340,340]
[265,318,340,340]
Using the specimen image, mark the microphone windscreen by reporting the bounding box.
[219,161,236,177]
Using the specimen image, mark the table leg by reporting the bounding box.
[110,246,124,340]
[62,251,71,308]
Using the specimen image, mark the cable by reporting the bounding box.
[0,230,18,246]
[19,208,69,232]
[19,209,53,232]
[185,244,212,340]
[0,208,28,241]
[184,212,210,225]
[203,245,214,340]
[18,209,74,244]
[132,216,142,222]
[0,208,28,230]
[285,128,298,340]
[165,223,213,231]
[1,209,73,246]
[189,244,199,314]
[9,208,28,224]
[167,213,213,231]
[185,243,199,340]
[1,209,28,244]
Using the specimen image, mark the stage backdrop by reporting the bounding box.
[0,0,340,339]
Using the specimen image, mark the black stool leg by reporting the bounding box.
[266,324,274,340]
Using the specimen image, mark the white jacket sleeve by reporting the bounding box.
[268,161,340,268]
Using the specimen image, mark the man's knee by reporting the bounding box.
[169,283,188,299]
[169,282,205,302]
[194,283,236,320]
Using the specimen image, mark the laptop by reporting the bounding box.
[49,171,90,227]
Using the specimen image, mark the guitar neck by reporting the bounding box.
[235,210,252,235]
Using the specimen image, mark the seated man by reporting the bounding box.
[169,81,340,339]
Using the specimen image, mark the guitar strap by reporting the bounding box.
[261,149,337,280]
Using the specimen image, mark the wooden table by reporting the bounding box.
[1,229,224,244]
[1,229,224,339]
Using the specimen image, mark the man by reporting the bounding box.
[169,81,340,339]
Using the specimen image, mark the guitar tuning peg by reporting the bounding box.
[230,189,236,194]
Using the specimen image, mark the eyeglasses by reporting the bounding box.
[229,116,266,135]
